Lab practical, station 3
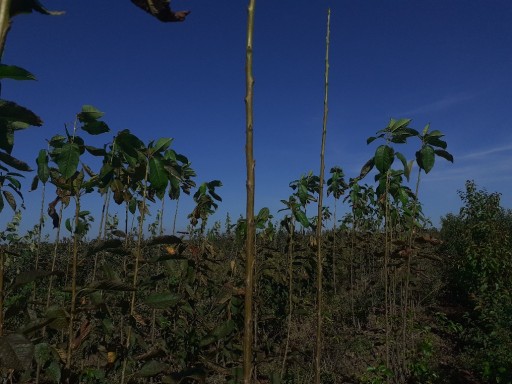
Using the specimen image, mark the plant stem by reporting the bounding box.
[314,9,331,383]
[281,217,295,379]
[243,0,256,382]
[66,195,81,369]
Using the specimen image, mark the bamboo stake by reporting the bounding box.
[314,9,331,384]
[243,0,256,382]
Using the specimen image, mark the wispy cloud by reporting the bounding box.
[399,93,476,116]
[457,143,512,160]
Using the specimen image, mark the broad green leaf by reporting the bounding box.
[294,209,310,228]
[374,145,394,173]
[389,118,411,132]
[36,149,49,183]
[416,146,435,174]
[78,105,104,122]
[256,207,270,228]
[151,138,173,155]
[434,149,454,163]
[53,143,80,179]
[428,129,444,137]
[0,100,42,126]
[115,130,145,159]
[212,319,235,339]
[144,292,183,309]
[137,360,169,377]
[0,151,32,171]
[0,65,36,81]
[149,157,168,191]
[81,121,110,135]
[422,123,430,135]
[34,343,52,365]
[425,136,447,149]
[366,136,377,145]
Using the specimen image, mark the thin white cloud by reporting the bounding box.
[399,93,475,116]
[457,143,512,160]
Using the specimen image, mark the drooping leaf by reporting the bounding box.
[434,149,454,163]
[0,151,32,171]
[416,145,435,174]
[2,191,16,211]
[0,65,36,81]
[144,292,183,309]
[359,158,375,180]
[0,100,42,126]
[36,149,49,183]
[425,136,447,149]
[149,157,168,191]
[395,152,410,181]
[30,175,39,191]
[374,145,394,173]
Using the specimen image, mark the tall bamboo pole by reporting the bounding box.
[0,0,11,61]
[243,0,256,382]
[314,8,331,384]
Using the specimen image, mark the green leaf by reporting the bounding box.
[65,218,72,233]
[115,130,145,159]
[434,149,454,163]
[294,209,310,228]
[389,118,411,132]
[53,143,80,179]
[0,151,32,171]
[144,292,183,309]
[78,105,104,122]
[149,157,168,191]
[416,146,435,174]
[30,175,39,191]
[0,100,43,126]
[425,136,447,149]
[137,360,169,377]
[0,193,4,213]
[151,138,173,155]
[0,65,36,81]
[395,152,410,181]
[374,145,394,173]
[366,136,377,145]
[36,149,49,183]
[81,121,110,135]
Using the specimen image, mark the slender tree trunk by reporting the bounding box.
[243,0,256,382]
[314,9,331,384]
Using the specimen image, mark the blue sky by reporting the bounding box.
[2,0,512,236]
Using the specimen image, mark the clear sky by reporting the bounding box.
[2,0,512,236]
